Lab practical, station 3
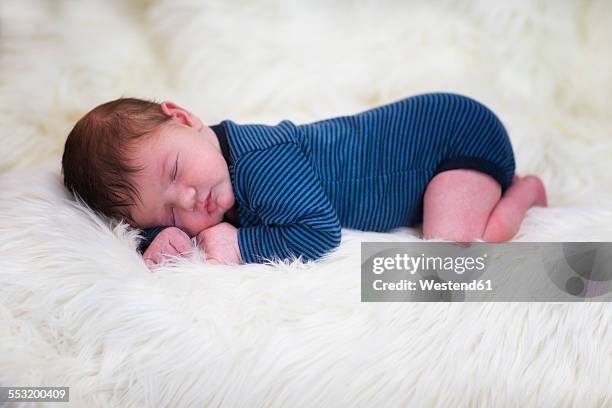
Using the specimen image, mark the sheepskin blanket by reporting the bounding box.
[1,0,611,406]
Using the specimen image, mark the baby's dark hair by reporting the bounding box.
[61,97,171,225]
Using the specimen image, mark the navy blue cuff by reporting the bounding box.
[138,226,166,254]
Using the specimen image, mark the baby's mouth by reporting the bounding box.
[206,193,218,213]
[199,191,217,214]
[194,192,210,214]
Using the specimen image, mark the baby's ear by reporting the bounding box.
[160,101,195,127]
[160,101,182,117]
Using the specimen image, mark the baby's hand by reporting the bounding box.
[142,227,193,270]
[196,222,243,265]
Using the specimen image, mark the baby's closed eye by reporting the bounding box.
[170,153,179,226]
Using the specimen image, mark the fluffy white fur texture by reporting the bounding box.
[1,0,611,406]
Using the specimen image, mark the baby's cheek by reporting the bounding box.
[217,183,235,209]
[179,212,216,236]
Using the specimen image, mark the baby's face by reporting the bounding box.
[128,120,235,237]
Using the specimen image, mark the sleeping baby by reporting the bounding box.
[61,93,547,268]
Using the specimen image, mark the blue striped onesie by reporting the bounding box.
[138,93,516,263]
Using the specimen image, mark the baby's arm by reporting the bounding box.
[235,141,342,264]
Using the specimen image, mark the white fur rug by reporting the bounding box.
[1,1,611,406]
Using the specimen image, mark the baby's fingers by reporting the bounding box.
[168,238,193,256]
[144,258,157,270]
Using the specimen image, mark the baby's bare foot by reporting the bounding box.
[522,175,548,207]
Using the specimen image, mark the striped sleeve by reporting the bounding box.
[235,142,342,264]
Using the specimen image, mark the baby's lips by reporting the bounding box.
[196,191,212,213]
[207,197,218,213]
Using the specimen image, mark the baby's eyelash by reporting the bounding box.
[172,155,179,180]
[170,154,179,226]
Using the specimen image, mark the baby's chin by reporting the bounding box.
[192,210,225,231]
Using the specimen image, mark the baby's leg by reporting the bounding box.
[422,169,501,242]
[422,170,546,242]
[481,175,547,242]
